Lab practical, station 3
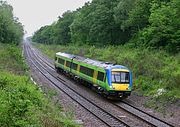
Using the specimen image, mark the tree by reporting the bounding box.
[137,0,180,53]
[122,0,151,33]
[114,0,135,31]
[32,11,76,45]
[70,2,93,44]
[54,11,75,44]
[33,0,180,53]
[0,1,23,44]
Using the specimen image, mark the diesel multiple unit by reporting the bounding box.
[55,52,132,98]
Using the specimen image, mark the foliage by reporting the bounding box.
[32,0,179,53]
[134,0,180,53]
[34,43,180,101]
[55,11,76,44]
[32,25,53,44]
[0,71,79,127]
[0,1,23,45]
[0,43,80,126]
[0,43,27,75]
[0,72,43,126]
[123,0,151,32]
[32,11,76,45]
[71,0,126,45]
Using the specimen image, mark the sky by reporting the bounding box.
[5,0,91,36]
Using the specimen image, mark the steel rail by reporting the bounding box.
[27,43,175,127]
[25,43,129,127]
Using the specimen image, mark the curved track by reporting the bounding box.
[24,42,175,127]
[24,43,128,127]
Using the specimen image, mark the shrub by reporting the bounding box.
[0,43,79,127]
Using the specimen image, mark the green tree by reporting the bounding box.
[33,0,180,53]
[114,0,135,31]
[0,1,23,44]
[54,11,75,44]
[70,2,93,44]
[71,0,128,45]
[33,11,76,45]
[137,0,180,53]
[124,0,151,33]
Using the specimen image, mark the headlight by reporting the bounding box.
[110,86,115,89]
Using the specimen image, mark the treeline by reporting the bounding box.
[0,1,24,45]
[32,0,180,53]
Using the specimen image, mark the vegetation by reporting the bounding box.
[0,1,79,126]
[0,43,79,127]
[0,1,23,45]
[34,43,180,102]
[32,0,180,53]
[0,44,27,75]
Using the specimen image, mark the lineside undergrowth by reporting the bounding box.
[0,43,79,127]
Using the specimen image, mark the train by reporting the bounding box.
[55,52,132,99]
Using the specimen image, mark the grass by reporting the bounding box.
[33,43,180,104]
[0,43,80,127]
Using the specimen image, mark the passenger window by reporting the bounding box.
[58,58,65,65]
[97,72,105,82]
[66,61,71,68]
[71,63,77,70]
[80,66,94,77]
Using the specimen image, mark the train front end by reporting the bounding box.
[106,66,132,98]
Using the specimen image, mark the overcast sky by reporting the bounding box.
[5,0,91,36]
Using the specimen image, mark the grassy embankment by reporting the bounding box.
[0,43,79,127]
[33,43,180,108]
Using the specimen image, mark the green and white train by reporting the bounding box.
[55,52,132,98]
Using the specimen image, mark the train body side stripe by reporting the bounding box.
[77,64,80,74]
[93,71,98,84]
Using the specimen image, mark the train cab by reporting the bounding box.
[106,66,132,98]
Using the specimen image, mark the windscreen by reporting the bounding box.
[111,71,129,84]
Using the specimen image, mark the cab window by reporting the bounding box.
[112,72,129,84]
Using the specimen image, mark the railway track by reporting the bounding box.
[24,42,175,127]
[113,102,174,127]
[24,43,128,127]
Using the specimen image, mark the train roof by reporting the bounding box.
[56,52,128,70]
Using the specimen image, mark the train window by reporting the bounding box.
[58,58,65,65]
[71,63,77,70]
[80,66,94,77]
[111,72,129,84]
[66,61,71,68]
[97,72,105,82]
[55,57,57,61]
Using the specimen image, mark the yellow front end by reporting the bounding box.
[112,83,129,91]
[111,69,130,91]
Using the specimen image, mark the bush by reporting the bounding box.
[0,43,79,127]
[0,72,42,126]
[0,71,79,127]
[0,44,28,75]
